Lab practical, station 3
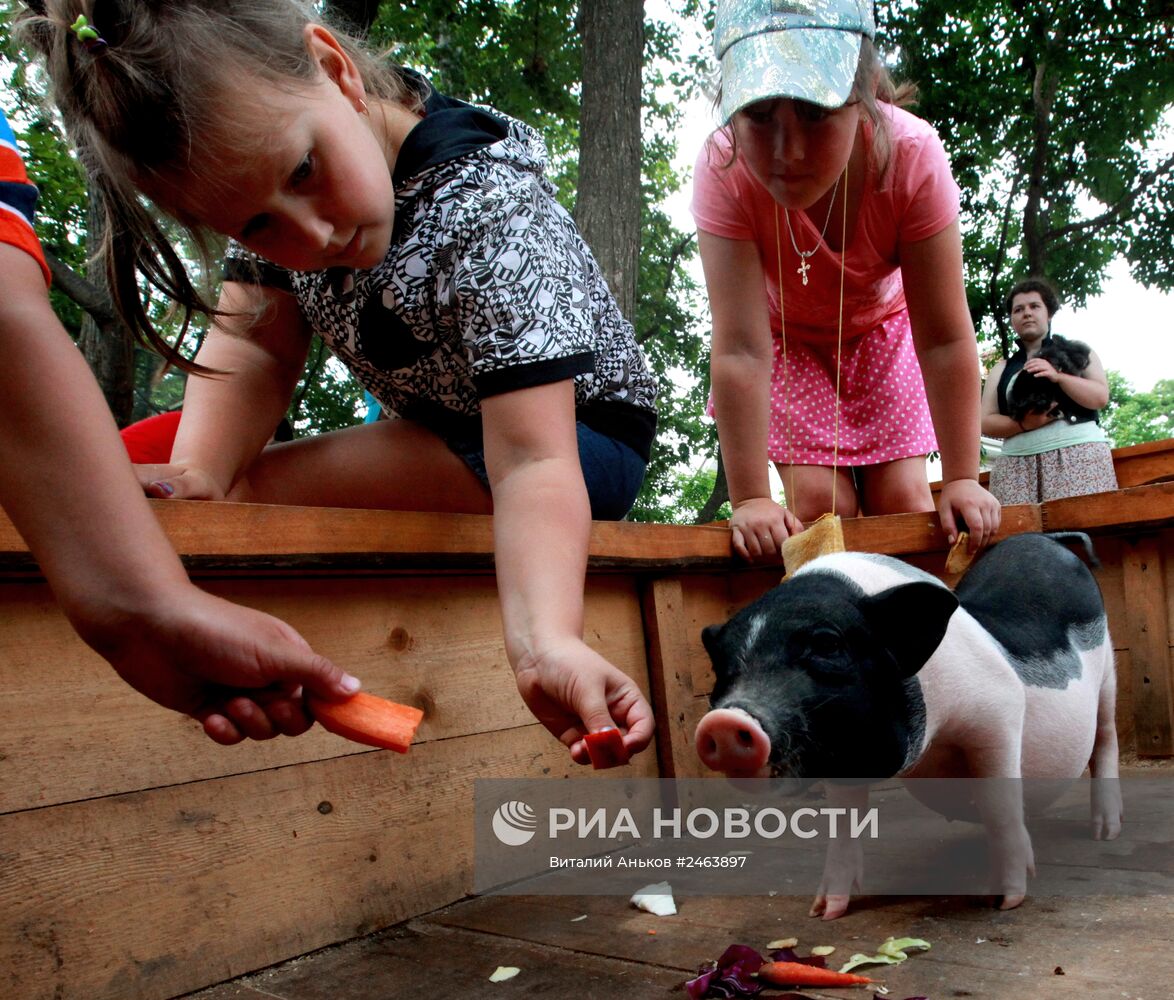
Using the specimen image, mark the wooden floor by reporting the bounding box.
[186,892,1172,1000]
[187,765,1174,1000]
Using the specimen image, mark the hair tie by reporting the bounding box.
[69,14,108,53]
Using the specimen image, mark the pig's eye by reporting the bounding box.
[805,628,843,658]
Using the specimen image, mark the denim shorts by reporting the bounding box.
[448,422,647,521]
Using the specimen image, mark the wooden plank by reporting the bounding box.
[425,891,1174,996]
[0,484,1167,580]
[0,574,651,814]
[186,920,684,1000]
[185,891,1174,999]
[1088,538,1135,752]
[0,492,1050,578]
[842,501,1042,555]
[1044,481,1174,534]
[0,724,658,1000]
[1115,649,1137,752]
[679,571,781,700]
[642,578,693,778]
[1121,535,1174,755]
[1092,536,1128,646]
[0,501,737,575]
[1167,528,1174,664]
[1113,437,1174,488]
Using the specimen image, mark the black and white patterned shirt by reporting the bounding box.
[225,76,657,460]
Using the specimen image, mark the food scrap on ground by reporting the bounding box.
[488,966,520,982]
[840,938,931,975]
[684,937,932,998]
[630,881,677,916]
[684,943,766,998]
[758,961,872,987]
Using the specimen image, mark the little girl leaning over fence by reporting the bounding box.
[22,1,658,765]
[693,0,1000,561]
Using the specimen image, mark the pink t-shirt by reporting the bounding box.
[691,104,959,346]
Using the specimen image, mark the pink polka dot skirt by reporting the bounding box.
[767,308,938,466]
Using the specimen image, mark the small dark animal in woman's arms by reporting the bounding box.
[1007,335,1091,423]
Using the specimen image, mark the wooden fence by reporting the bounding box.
[1,445,1171,998]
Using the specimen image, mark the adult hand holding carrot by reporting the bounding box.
[0,110,358,750]
[81,583,361,744]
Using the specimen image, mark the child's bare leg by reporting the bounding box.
[777,464,859,524]
[857,456,934,516]
[228,419,493,513]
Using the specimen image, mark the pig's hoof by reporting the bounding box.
[1091,809,1123,841]
[809,893,850,920]
[997,893,1026,910]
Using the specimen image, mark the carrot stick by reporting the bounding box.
[757,961,873,987]
[307,692,424,753]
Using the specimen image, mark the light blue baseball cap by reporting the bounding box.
[715,0,876,122]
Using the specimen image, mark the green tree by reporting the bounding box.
[374,0,716,522]
[878,1,1174,354]
[1102,372,1174,448]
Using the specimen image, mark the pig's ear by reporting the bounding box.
[701,623,725,661]
[860,582,959,678]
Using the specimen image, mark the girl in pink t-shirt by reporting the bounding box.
[693,0,999,561]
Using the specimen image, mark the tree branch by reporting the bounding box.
[43,249,119,326]
[1044,151,1174,247]
[989,170,1024,357]
[636,232,695,346]
[662,231,695,298]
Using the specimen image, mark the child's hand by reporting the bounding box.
[938,479,1000,552]
[512,637,654,765]
[84,583,361,744]
[134,462,227,501]
[729,497,803,561]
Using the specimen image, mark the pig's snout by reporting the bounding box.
[695,708,771,776]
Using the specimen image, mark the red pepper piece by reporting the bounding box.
[584,727,629,769]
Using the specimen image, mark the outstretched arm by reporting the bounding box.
[138,280,312,501]
[482,379,654,765]
[699,229,803,559]
[0,244,359,742]
[901,221,1000,549]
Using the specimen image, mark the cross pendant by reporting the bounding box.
[797,258,811,286]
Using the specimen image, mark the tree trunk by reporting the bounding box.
[1022,23,1065,277]
[574,0,644,322]
[74,200,136,427]
[695,447,730,524]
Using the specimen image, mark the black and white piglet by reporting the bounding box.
[695,533,1123,919]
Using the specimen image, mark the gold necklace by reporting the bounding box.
[783,175,841,286]
[774,164,848,519]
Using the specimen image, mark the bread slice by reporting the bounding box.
[943,530,975,579]
[781,512,846,580]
